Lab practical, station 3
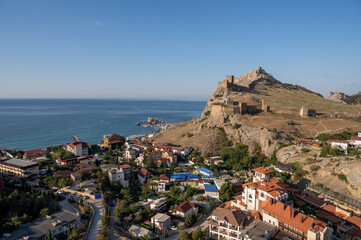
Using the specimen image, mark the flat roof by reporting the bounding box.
[1,158,38,168]
[9,209,78,240]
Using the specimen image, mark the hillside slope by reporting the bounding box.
[152,68,361,156]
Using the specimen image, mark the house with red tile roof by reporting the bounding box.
[261,199,333,240]
[253,167,273,182]
[24,149,44,159]
[173,201,198,219]
[231,168,290,211]
[65,141,89,156]
[138,168,153,185]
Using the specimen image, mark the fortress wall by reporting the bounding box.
[211,105,224,116]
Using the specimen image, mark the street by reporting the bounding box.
[86,199,105,240]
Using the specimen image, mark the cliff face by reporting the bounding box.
[327,91,348,104]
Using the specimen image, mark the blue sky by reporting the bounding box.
[1,0,360,100]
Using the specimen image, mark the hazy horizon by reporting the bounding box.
[1,0,361,99]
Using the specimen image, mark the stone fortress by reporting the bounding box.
[211,69,316,117]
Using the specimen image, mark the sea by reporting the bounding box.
[0,99,206,150]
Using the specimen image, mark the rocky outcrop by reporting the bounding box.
[327,91,348,104]
[201,87,228,118]
[234,67,280,89]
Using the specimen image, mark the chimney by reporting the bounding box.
[293,210,298,218]
[283,204,287,210]
[312,223,315,228]
[301,215,306,223]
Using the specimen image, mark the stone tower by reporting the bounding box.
[262,100,269,112]
[300,104,309,117]
[226,75,234,85]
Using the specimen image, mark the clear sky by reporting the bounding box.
[1,0,360,100]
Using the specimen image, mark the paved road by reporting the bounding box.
[108,202,128,240]
[86,199,105,240]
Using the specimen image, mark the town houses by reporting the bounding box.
[1,132,360,240]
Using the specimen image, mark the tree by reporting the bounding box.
[219,182,234,201]
[178,231,192,240]
[192,227,205,240]
[40,208,50,218]
[185,211,197,227]
[47,229,53,240]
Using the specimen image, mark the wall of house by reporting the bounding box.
[262,212,279,227]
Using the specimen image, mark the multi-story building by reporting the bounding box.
[138,167,153,185]
[108,164,132,187]
[173,201,198,219]
[65,141,89,156]
[151,213,171,231]
[261,199,333,240]
[0,158,39,178]
[8,209,79,240]
[208,208,248,240]
[57,156,90,166]
[232,173,290,211]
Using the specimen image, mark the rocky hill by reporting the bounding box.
[327,92,348,104]
[152,68,361,156]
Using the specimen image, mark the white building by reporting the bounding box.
[327,140,349,150]
[66,141,89,156]
[208,208,247,240]
[350,136,361,147]
[173,201,198,219]
[151,213,171,231]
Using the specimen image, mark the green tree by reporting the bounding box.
[219,182,234,201]
[178,231,192,240]
[40,208,50,218]
[192,227,205,240]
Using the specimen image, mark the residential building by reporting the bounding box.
[108,164,132,187]
[159,174,170,183]
[208,208,248,240]
[327,140,349,150]
[102,134,125,147]
[261,199,333,240]
[204,184,220,200]
[57,156,90,166]
[214,179,226,190]
[0,158,39,178]
[65,141,89,156]
[350,136,361,147]
[24,149,44,159]
[232,175,290,211]
[194,167,214,177]
[151,213,172,231]
[158,182,167,192]
[275,163,296,175]
[124,148,138,160]
[243,221,278,240]
[129,225,154,239]
[253,167,273,182]
[71,172,82,183]
[173,201,198,219]
[8,209,79,240]
[150,198,167,211]
[138,168,153,185]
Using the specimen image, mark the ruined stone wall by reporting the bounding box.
[210,105,224,117]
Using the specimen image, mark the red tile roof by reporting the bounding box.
[347,227,361,238]
[347,215,361,229]
[350,136,361,141]
[327,139,348,144]
[24,149,43,157]
[253,167,273,174]
[173,201,197,213]
[321,204,347,220]
[302,194,326,207]
[138,168,152,178]
[159,174,170,181]
[119,164,131,169]
[316,211,343,225]
[262,199,327,234]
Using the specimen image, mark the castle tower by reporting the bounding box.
[226,75,234,84]
[300,104,309,117]
[261,100,269,112]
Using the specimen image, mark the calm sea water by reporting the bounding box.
[0,99,206,150]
